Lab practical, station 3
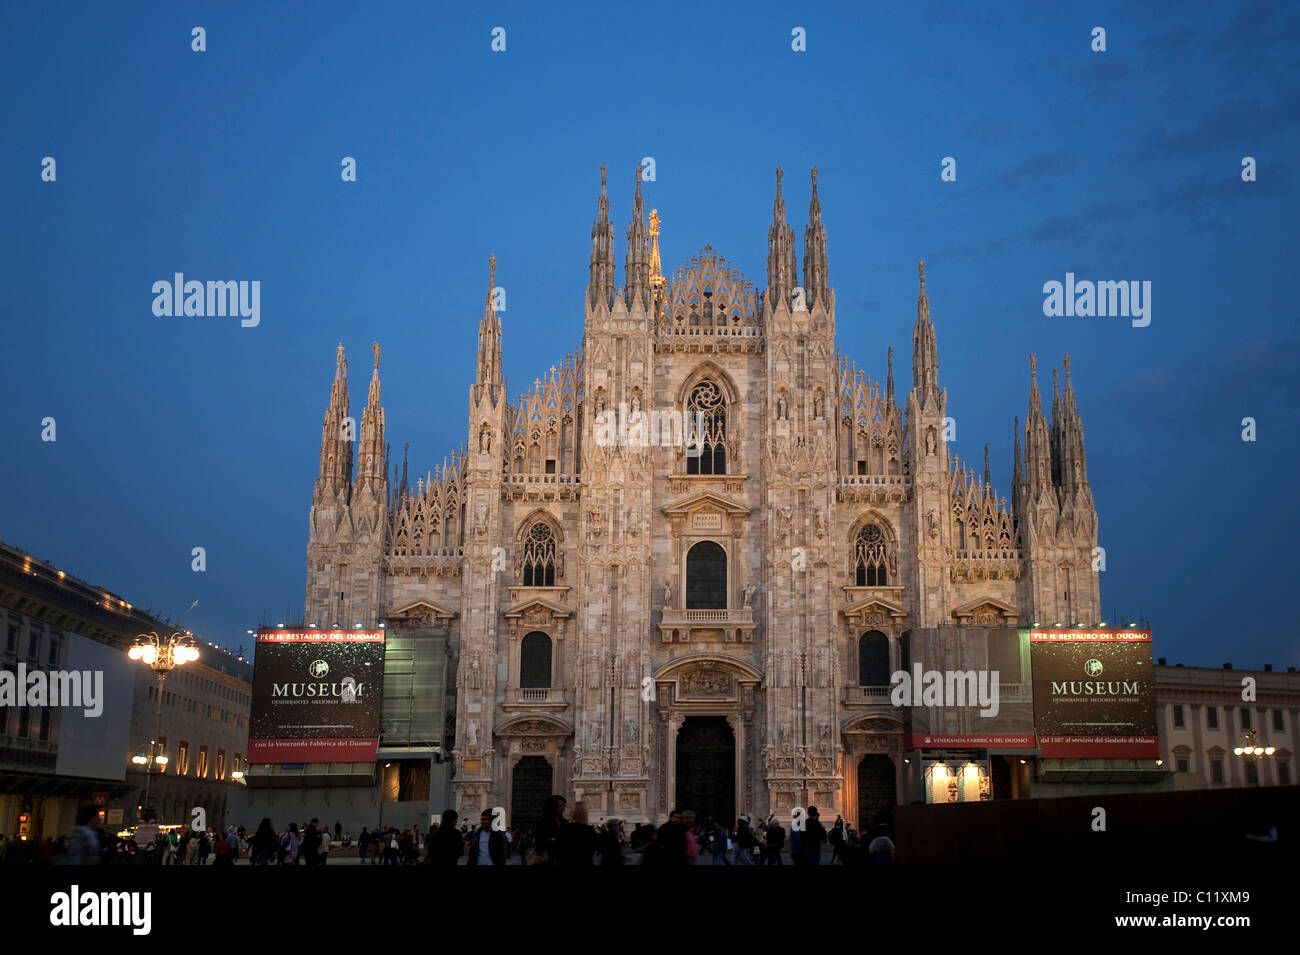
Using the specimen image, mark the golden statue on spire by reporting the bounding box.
[648,208,665,288]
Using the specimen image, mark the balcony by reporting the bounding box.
[838,473,909,504]
[503,473,579,502]
[843,684,896,706]
[658,607,756,644]
[503,687,566,708]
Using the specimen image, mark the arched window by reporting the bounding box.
[520,632,552,688]
[522,523,556,586]
[859,631,890,686]
[685,380,727,475]
[854,524,889,586]
[686,540,727,609]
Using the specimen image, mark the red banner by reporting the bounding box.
[906,734,1037,749]
[248,737,379,762]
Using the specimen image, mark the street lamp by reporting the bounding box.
[128,630,199,821]
[1232,729,1276,787]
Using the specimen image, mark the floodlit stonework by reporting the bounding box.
[303,166,1101,827]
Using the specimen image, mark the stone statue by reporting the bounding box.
[815,507,827,538]
[779,721,791,754]
[663,580,673,607]
[467,719,479,751]
[479,430,491,453]
[742,583,756,608]
[776,394,787,419]
[926,429,936,455]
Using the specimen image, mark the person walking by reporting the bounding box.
[61,805,102,865]
[799,806,827,865]
[428,811,463,866]
[829,817,845,864]
[465,809,508,866]
[597,818,624,866]
[764,817,785,865]
[682,811,699,865]
[358,826,370,864]
[556,802,597,866]
[708,820,731,865]
[734,817,757,865]
[531,795,566,865]
[382,827,400,865]
[302,818,322,866]
[334,820,342,842]
[280,822,300,865]
[252,819,276,865]
[318,825,331,865]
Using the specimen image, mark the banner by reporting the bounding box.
[248,629,385,762]
[900,627,1037,750]
[1029,629,1158,758]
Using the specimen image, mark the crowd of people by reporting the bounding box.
[2,801,898,865]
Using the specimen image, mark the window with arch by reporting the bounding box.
[686,540,727,609]
[521,522,557,586]
[859,631,890,686]
[854,524,889,586]
[520,631,552,688]
[685,380,727,475]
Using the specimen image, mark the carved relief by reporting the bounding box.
[679,668,732,696]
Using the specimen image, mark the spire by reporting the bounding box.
[911,260,940,408]
[886,346,895,404]
[1012,414,1023,516]
[314,343,353,505]
[984,443,991,488]
[399,442,409,500]
[766,166,797,307]
[588,163,615,309]
[1057,354,1091,494]
[1050,365,1063,486]
[802,167,829,307]
[648,208,665,289]
[355,342,387,500]
[1024,354,1054,498]
[474,255,503,403]
[624,165,649,309]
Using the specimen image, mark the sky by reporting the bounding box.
[1,1,1296,668]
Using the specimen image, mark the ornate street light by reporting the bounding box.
[1232,729,1276,787]
[128,629,199,821]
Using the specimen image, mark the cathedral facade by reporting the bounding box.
[303,165,1101,827]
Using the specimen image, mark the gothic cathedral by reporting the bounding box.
[304,165,1101,827]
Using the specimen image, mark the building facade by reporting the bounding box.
[0,540,251,839]
[1155,661,1298,791]
[303,166,1103,828]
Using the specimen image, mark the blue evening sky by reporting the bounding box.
[1,1,1296,667]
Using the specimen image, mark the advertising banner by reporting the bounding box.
[1029,629,1158,758]
[900,627,1037,750]
[248,630,385,763]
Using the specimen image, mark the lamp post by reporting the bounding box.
[1232,729,1276,787]
[128,630,199,822]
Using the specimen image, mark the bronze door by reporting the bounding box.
[675,716,735,825]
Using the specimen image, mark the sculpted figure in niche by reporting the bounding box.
[663,580,673,607]
[479,429,491,453]
[742,583,756,608]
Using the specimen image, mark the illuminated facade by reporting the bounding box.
[302,166,1103,827]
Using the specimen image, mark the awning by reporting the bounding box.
[242,762,376,788]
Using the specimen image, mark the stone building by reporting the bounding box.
[0,540,251,838]
[1155,660,1298,790]
[303,166,1103,828]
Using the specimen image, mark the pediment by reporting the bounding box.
[950,595,1019,625]
[842,595,908,619]
[661,489,751,518]
[388,598,457,622]
[503,596,573,619]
